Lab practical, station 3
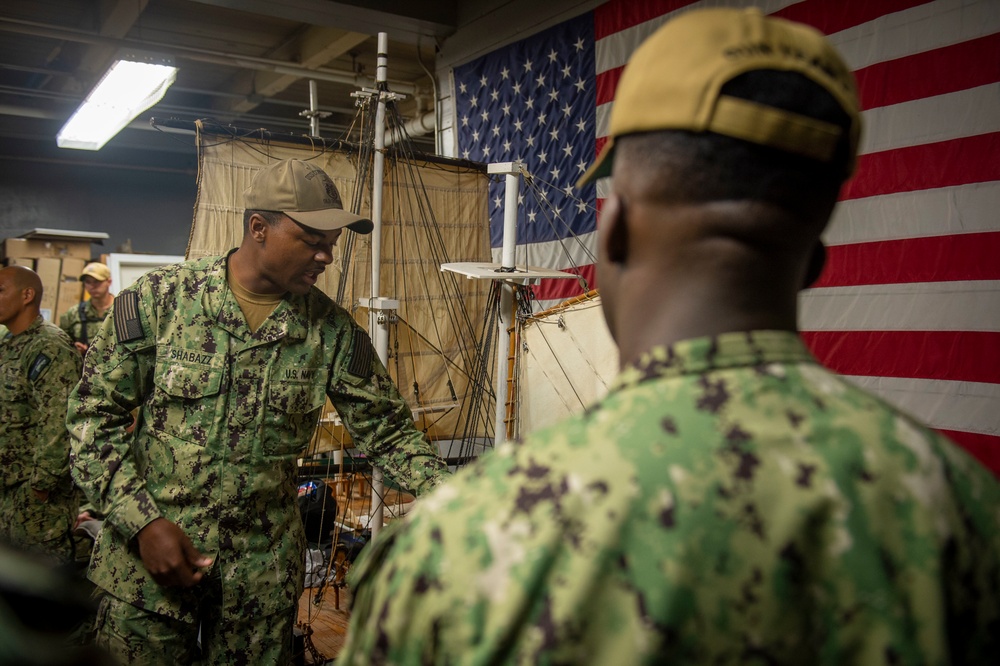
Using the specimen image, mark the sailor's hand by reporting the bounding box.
[136,518,213,587]
[74,510,95,530]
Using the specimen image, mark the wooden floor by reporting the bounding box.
[294,474,414,664]
[296,582,353,664]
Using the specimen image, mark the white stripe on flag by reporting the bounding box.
[861,85,1000,154]
[799,281,1000,332]
[494,229,598,268]
[826,182,1000,245]
[597,78,1000,152]
[830,0,1000,71]
[843,375,1000,437]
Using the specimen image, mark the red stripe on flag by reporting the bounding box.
[815,231,1000,287]
[773,0,935,36]
[594,135,609,161]
[843,133,1000,201]
[594,0,698,40]
[593,0,934,42]
[855,33,1000,110]
[596,65,622,106]
[801,330,1000,384]
[594,0,942,104]
[938,429,1000,478]
[529,263,597,303]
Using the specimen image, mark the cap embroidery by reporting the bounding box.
[304,167,342,207]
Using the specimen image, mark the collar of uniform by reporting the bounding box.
[20,315,45,336]
[208,251,311,342]
[610,330,815,392]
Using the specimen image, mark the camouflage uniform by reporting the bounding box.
[342,330,1000,665]
[0,316,82,563]
[68,253,448,663]
[59,299,109,347]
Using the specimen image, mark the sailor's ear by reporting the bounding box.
[248,213,269,242]
[600,193,629,265]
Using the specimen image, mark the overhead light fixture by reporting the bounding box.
[57,50,178,150]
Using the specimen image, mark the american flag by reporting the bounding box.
[453,0,1000,476]
[453,12,598,294]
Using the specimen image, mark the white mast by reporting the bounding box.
[493,161,521,446]
[442,162,576,445]
[363,32,398,539]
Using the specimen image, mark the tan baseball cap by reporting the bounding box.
[244,159,374,234]
[578,7,861,187]
[80,262,111,281]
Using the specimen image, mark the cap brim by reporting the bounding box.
[575,139,616,188]
[288,208,374,234]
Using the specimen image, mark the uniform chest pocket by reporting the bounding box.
[151,357,224,446]
[263,379,327,457]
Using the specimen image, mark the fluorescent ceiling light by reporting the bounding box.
[57,51,177,151]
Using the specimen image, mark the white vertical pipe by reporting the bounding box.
[369,32,391,539]
[492,162,521,446]
[500,170,519,269]
[371,33,388,313]
[308,80,320,137]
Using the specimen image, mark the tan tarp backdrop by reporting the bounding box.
[188,130,492,454]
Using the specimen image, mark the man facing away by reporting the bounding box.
[0,266,82,564]
[68,158,449,664]
[60,262,114,355]
[340,8,1000,665]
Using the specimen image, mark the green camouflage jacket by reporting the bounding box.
[68,253,448,622]
[342,330,1000,665]
[0,317,81,562]
[59,299,109,346]
[0,316,81,491]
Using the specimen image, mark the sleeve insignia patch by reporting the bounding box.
[28,353,51,381]
[113,291,145,343]
[347,328,375,381]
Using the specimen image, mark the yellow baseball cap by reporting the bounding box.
[244,159,374,234]
[578,7,861,187]
[80,262,111,281]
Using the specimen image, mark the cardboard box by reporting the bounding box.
[35,257,61,322]
[1,237,91,261]
[55,279,84,321]
[4,257,34,268]
[60,257,87,282]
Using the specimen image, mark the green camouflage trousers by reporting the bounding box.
[94,580,296,665]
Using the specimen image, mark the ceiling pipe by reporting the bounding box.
[0,16,422,95]
[384,110,436,146]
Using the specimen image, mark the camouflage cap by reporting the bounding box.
[578,7,861,186]
[244,159,374,234]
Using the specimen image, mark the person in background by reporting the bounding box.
[60,262,114,355]
[59,262,119,536]
[0,266,82,565]
[340,8,1000,665]
[68,158,449,665]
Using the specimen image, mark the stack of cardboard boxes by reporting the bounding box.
[1,234,95,323]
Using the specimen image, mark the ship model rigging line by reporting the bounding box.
[167,31,614,660]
